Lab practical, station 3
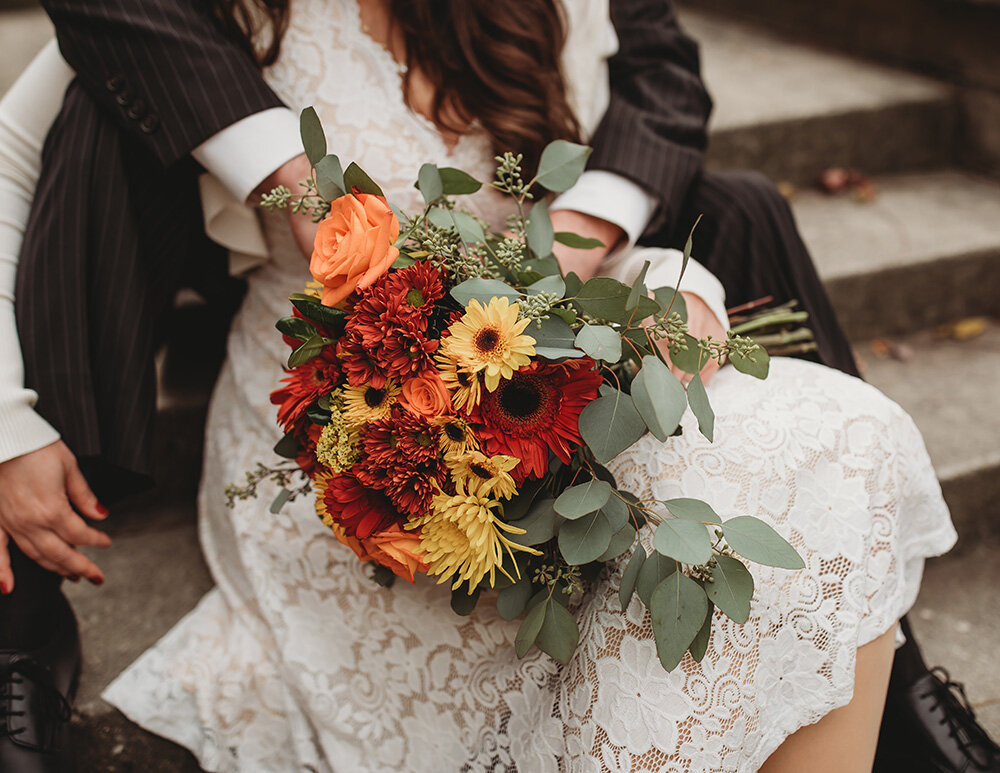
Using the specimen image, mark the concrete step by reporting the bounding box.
[681,9,955,184]
[794,169,1000,340]
[860,320,1000,548]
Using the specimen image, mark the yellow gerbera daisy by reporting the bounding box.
[436,352,484,411]
[442,297,536,391]
[448,450,520,500]
[408,479,539,592]
[342,380,401,424]
[434,415,479,457]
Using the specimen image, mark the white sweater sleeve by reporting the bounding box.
[0,40,74,463]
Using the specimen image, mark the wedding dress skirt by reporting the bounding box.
[103,1,956,769]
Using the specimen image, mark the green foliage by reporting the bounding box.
[449,278,520,307]
[706,555,754,624]
[450,584,481,616]
[299,107,326,166]
[598,523,638,562]
[276,316,315,341]
[663,498,721,524]
[730,345,771,379]
[287,334,329,369]
[577,388,647,464]
[514,596,547,657]
[554,479,612,519]
[650,572,709,671]
[525,199,554,258]
[289,293,347,329]
[653,518,713,565]
[558,511,613,565]
[636,551,677,606]
[687,374,715,442]
[269,487,293,514]
[314,155,345,201]
[625,260,651,314]
[534,597,580,663]
[653,286,687,323]
[554,232,605,250]
[689,602,715,662]
[525,275,566,299]
[343,162,384,197]
[417,163,444,205]
[513,499,562,546]
[619,544,646,609]
[273,432,299,460]
[630,355,687,441]
[668,333,703,375]
[722,517,805,569]
[529,315,585,360]
[438,167,482,195]
[574,325,622,363]
[534,140,592,192]
[497,575,534,620]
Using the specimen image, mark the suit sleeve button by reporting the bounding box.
[139,114,161,134]
[127,99,147,120]
[105,75,125,92]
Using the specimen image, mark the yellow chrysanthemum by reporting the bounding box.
[442,297,536,391]
[408,479,539,592]
[447,450,520,500]
[436,352,484,411]
[434,415,479,456]
[342,381,401,424]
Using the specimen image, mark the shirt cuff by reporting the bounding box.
[192,107,303,203]
[0,399,60,465]
[549,170,657,247]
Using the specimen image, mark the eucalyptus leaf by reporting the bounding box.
[497,575,534,621]
[575,325,622,363]
[535,598,580,664]
[549,307,578,326]
[529,314,577,349]
[502,477,546,522]
[730,346,771,380]
[299,107,326,166]
[578,389,647,464]
[554,231,606,250]
[391,254,416,269]
[625,260,651,313]
[554,479,612,519]
[574,277,630,320]
[619,544,646,609]
[438,167,482,194]
[653,286,687,323]
[663,498,722,524]
[450,278,521,307]
[417,163,443,204]
[631,355,687,441]
[652,518,712,565]
[669,334,703,375]
[525,199,554,258]
[636,551,678,606]
[314,154,345,201]
[343,162,384,197]
[450,585,481,616]
[721,517,805,570]
[526,275,566,299]
[650,572,709,671]
[689,601,715,663]
[598,523,638,562]
[269,487,292,514]
[535,140,592,192]
[513,498,562,546]
[522,257,561,276]
[687,374,715,442]
[558,511,613,565]
[514,599,547,657]
[601,494,631,531]
[564,271,583,299]
[706,555,754,624]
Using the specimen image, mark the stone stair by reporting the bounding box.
[3,3,1000,768]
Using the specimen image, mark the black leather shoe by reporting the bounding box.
[0,594,80,773]
[876,666,1000,772]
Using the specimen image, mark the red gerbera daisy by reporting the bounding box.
[318,472,403,539]
[472,358,603,482]
[270,347,340,432]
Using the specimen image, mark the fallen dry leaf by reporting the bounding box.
[935,317,990,341]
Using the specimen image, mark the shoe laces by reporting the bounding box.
[1,656,71,741]
[919,666,1000,770]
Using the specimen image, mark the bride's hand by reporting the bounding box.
[549,209,624,281]
[0,440,111,589]
[256,153,319,260]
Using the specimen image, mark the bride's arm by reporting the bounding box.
[0,41,72,464]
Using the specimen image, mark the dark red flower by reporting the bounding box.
[338,335,388,389]
[270,347,340,431]
[385,262,446,316]
[471,358,603,482]
[294,422,324,476]
[385,459,446,517]
[319,473,403,539]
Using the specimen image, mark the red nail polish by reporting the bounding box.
[0,582,8,595]
[91,576,104,587]
[96,503,109,516]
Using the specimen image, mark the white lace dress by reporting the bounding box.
[103,1,958,770]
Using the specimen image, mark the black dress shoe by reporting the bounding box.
[0,594,81,773]
[876,666,1000,773]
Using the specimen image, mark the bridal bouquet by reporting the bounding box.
[233,108,804,672]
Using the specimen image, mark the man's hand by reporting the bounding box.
[663,292,727,386]
[549,209,625,281]
[0,440,111,591]
[255,152,318,260]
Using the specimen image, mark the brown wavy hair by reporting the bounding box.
[209,0,581,177]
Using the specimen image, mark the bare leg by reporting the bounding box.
[760,623,897,773]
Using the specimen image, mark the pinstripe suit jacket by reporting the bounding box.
[15,0,712,496]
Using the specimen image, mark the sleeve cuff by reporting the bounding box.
[550,170,657,247]
[191,107,303,203]
[0,400,60,465]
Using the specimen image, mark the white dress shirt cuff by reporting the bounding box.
[192,107,303,203]
[550,170,657,247]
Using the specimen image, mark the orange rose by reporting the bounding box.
[399,372,452,418]
[366,526,428,584]
[310,193,400,307]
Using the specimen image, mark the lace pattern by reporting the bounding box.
[103,2,957,770]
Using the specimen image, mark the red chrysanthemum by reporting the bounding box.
[471,358,603,482]
[384,262,446,316]
[385,458,446,517]
[270,347,340,432]
[375,320,439,381]
[338,335,388,389]
[319,472,403,539]
[294,422,324,476]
